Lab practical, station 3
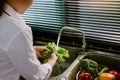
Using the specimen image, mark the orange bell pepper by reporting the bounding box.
[99,73,115,80]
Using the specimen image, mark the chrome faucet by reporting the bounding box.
[57,26,86,52]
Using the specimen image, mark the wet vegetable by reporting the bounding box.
[41,42,69,63]
[78,72,93,80]
[99,73,115,80]
[56,47,69,63]
[42,51,51,59]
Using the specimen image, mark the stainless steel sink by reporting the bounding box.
[49,45,81,79]
[56,51,120,80]
[48,26,86,80]
[48,27,120,80]
[19,40,81,80]
[33,41,82,80]
[20,40,120,80]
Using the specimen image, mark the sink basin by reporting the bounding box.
[20,40,120,80]
[33,41,120,80]
[56,51,120,80]
[19,40,82,80]
[33,41,82,79]
[49,45,81,78]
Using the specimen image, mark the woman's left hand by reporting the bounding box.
[34,46,50,58]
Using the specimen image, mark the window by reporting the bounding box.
[23,0,120,52]
[22,0,66,33]
[66,0,120,52]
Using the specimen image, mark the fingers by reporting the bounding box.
[49,53,58,61]
[47,53,58,67]
[36,46,50,52]
[44,47,50,52]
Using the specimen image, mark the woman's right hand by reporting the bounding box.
[47,53,58,67]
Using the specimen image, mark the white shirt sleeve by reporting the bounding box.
[6,29,52,80]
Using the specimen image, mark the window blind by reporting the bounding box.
[22,0,66,33]
[22,0,120,52]
[65,0,120,46]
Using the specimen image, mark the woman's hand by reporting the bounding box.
[34,46,58,67]
[47,53,58,67]
[34,46,50,58]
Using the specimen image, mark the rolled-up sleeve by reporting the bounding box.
[6,30,52,80]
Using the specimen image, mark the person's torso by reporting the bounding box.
[0,4,32,80]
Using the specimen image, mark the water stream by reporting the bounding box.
[56,33,62,75]
[56,35,60,48]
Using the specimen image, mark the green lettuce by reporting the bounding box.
[42,42,69,63]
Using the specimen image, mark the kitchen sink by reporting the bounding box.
[19,44,82,80]
[49,46,81,77]
[33,41,120,80]
[56,51,120,80]
[33,41,83,80]
[20,40,120,80]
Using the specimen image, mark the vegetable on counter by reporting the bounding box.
[79,59,99,78]
[99,73,115,80]
[78,72,93,80]
[41,42,69,63]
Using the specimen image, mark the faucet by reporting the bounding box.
[56,26,86,52]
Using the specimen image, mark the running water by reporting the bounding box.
[56,35,61,75]
[56,27,66,75]
[57,26,63,48]
[56,35,60,48]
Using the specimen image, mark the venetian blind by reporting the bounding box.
[22,0,66,33]
[66,0,120,46]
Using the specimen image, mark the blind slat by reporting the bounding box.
[66,0,120,44]
[22,0,66,33]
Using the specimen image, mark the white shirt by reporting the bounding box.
[0,4,52,80]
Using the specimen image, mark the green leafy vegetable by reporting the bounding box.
[79,59,99,78]
[42,51,51,59]
[46,42,56,53]
[41,42,69,63]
